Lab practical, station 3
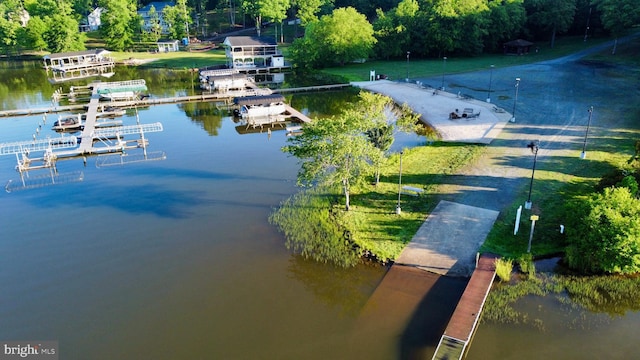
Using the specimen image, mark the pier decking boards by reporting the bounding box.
[432,254,496,360]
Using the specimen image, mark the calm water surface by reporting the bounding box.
[1,63,638,359]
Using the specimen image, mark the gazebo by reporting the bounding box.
[503,39,534,55]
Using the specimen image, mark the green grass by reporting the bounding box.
[320,35,616,82]
[343,143,485,261]
[110,48,227,69]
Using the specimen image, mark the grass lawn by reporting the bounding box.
[319,35,616,82]
[344,143,485,262]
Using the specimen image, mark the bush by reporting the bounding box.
[495,258,513,282]
[269,187,361,267]
[518,253,536,278]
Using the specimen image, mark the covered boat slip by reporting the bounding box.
[233,94,286,120]
[43,49,115,83]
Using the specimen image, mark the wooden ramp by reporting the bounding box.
[432,254,497,360]
[283,105,312,123]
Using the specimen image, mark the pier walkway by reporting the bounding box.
[357,201,499,358]
[432,254,497,360]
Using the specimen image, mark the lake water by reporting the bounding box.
[0,62,638,359]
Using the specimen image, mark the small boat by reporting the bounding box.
[52,114,82,131]
[53,109,125,131]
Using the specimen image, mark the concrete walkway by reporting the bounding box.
[395,201,499,277]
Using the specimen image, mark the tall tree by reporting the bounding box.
[99,0,138,51]
[292,0,333,25]
[485,0,526,52]
[242,0,264,36]
[594,0,640,54]
[291,7,375,67]
[43,14,86,52]
[164,0,193,40]
[525,0,577,48]
[261,0,290,42]
[283,110,377,211]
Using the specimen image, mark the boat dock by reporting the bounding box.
[356,201,500,359]
[0,84,348,119]
[431,254,497,360]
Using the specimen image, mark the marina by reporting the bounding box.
[0,79,165,192]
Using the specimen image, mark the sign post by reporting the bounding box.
[528,215,539,253]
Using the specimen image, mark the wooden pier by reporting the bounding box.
[0,84,353,119]
[431,254,497,360]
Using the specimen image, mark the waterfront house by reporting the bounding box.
[222,36,285,71]
[138,1,174,34]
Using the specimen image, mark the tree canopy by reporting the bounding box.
[566,185,640,274]
[290,7,375,68]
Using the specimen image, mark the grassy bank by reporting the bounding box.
[341,143,485,261]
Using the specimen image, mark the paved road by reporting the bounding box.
[415,34,640,213]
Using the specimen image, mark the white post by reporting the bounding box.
[514,205,522,235]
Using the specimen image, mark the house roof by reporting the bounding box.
[223,36,277,47]
[44,49,110,60]
[139,1,174,13]
[504,39,534,47]
[233,94,285,106]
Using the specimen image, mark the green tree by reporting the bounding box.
[261,0,290,43]
[99,0,138,51]
[566,187,640,274]
[291,7,375,68]
[23,16,48,51]
[242,0,264,36]
[0,0,24,55]
[485,0,526,52]
[283,110,377,211]
[292,0,334,25]
[372,0,417,59]
[164,0,192,40]
[141,5,163,43]
[594,0,640,54]
[43,14,85,52]
[525,0,577,48]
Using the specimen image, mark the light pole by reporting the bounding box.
[396,151,403,215]
[486,65,494,103]
[441,57,447,90]
[524,140,539,210]
[406,51,410,82]
[510,77,520,123]
[580,106,594,159]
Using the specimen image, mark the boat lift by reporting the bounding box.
[1,96,165,192]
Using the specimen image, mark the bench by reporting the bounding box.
[402,186,424,196]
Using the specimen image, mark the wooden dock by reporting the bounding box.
[432,254,497,360]
[0,84,354,119]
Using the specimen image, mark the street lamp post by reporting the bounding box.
[406,51,410,82]
[396,151,403,215]
[525,140,539,210]
[486,65,494,103]
[441,56,447,90]
[510,77,521,123]
[580,106,594,159]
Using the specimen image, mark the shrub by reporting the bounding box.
[495,258,513,282]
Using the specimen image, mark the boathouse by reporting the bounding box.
[222,36,286,72]
[43,49,115,83]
